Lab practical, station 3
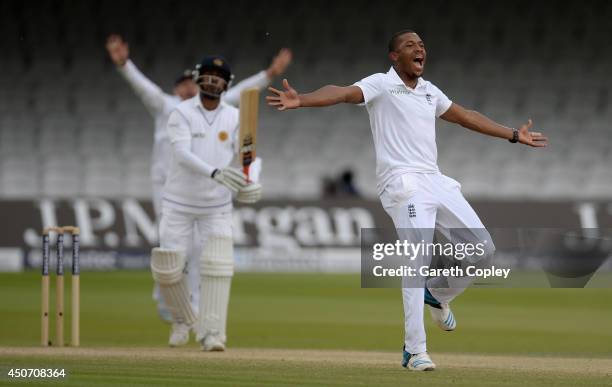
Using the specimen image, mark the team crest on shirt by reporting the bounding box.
[408,204,416,218]
[218,131,229,142]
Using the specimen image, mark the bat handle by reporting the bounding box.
[243,165,250,183]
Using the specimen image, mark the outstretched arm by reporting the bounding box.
[224,48,293,106]
[266,79,364,110]
[106,34,167,115]
[441,103,548,147]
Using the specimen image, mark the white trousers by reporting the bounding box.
[151,181,205,316]
[158,205,232,314]
[380,172,494,354]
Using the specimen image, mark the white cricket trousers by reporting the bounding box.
[158,206,233,314]
[380,172,495,354]
[151,182,206,316]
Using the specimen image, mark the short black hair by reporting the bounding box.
[388,29,416,52]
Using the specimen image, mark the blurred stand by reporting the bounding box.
[322,169,361,198]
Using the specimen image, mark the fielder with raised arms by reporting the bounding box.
[105,35,290,217]
[105,35,291,341]
[151,56,260,351]
[267,30,547,370]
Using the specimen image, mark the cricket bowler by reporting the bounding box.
[105,35,291,332]
[151,56,261,351]
[267,30,547,370]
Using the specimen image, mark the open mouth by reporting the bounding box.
[413,57,424,68]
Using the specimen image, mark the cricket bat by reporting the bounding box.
[239,88,259,180]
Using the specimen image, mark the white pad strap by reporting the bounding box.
[151,248,196,326]
[198,236,234,342]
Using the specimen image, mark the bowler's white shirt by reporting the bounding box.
[354,67,452,195]
[163,96,239,213]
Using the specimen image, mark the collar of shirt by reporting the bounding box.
[192,94,224,113]
[387,66,426,90]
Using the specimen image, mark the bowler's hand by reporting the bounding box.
[518,119,548,147]
[267,79,300,111]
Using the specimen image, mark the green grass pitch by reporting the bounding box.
[1,271,611,386]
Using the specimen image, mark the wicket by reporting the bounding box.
[41,226,80,347]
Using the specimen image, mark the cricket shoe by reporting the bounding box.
[168,323,191,347]
[425,288,456,331]
[428,303,456,331]
[201,334,226,352]
[402,347,436,371]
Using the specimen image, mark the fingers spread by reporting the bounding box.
[530,142,547,148]
[267,86,282,95]
[282,78,291,90]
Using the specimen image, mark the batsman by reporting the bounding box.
[150,56,261,351]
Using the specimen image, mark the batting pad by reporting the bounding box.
[200,236,234,277]
[151,248,197,326]
[198,236,233,342]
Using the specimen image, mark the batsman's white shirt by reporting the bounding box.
[117,60,269,214]
[354,67,452,195]
[163,96,239,214]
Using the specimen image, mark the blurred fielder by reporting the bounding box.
[105,35,291,332]
[151,56,261,351]
[267,30,547,370]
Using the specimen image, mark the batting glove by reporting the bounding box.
[236,182,262,203]
[211,167,248,192]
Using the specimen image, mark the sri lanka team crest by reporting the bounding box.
[218,131,229,142]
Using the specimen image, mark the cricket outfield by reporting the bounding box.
[1,272,611,386]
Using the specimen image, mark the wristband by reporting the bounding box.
[508,129,519,143]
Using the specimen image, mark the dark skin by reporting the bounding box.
[266,32,547,147]
[199,69,226,110]
[201,94,220,110]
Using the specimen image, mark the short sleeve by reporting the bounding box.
[353,73,384,105]
[167,110,191,143]
[430,83,452,117]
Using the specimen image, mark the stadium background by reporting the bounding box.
[1,1,612,385]
[1,0,611,272]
